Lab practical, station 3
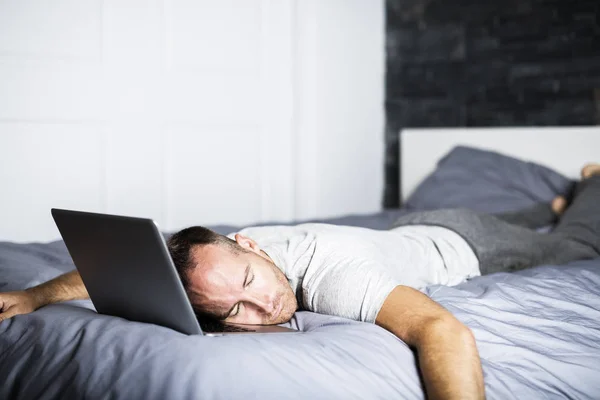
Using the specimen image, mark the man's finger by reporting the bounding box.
[0,309,18,323]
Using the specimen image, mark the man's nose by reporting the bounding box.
[248,292,275,314]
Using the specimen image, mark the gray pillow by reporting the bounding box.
[404,146,574,214]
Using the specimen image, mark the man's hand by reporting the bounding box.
[0,270,88,323]
[376,285,485,400]
[0,291,41,322]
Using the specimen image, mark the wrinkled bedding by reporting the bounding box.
[426,259,600,399]
[2,147,600,399]
[1,235,599,399]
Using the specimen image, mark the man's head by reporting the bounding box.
[167,227,298,325]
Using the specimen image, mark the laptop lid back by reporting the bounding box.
[51,208,202,335]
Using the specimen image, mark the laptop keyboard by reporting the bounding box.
[200,318,256,333]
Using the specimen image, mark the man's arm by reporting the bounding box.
[0,270,88,322]
[376,285,484,400]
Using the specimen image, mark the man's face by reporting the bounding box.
[186,234,298,325]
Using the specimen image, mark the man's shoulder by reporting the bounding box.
[229,223,381,246]
[232,223,336,236]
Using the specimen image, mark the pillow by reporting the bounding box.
[404,146,575,214]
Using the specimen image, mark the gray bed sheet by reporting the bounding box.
[1,210,599,399]
[1,146,599,399]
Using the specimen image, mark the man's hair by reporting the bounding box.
[166,226,240,294]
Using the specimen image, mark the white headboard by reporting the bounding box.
[401,126,600,203]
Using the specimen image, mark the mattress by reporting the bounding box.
[1,233,600,399]
[2,146,599,399]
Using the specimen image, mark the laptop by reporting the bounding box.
[51,208,299,336]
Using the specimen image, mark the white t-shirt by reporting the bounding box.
[229,223,480,323]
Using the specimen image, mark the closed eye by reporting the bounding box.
[244,264,254,288]
[243,264,250,287]
[230,303,241,318]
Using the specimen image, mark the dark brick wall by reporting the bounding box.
[384,0,600,208]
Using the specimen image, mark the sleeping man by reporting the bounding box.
[2,163,600,400]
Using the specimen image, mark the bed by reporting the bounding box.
[2,128,600,399]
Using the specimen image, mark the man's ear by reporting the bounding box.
[234,233,261,254]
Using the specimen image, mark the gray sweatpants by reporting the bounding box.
[392,176,600,275]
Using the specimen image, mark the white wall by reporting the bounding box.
[0,0,384,242]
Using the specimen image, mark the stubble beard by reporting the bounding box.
[270,262,298,324]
